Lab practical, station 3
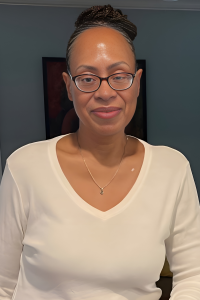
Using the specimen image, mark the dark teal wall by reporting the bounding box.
[0,5,200,193]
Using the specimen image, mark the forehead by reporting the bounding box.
[70,27,135,73]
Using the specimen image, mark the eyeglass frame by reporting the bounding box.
[67,69,137,93]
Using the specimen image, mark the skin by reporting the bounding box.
[57,26,145,212]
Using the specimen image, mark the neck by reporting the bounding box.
[75,126,128,166]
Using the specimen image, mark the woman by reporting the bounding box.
[0,5,200,300]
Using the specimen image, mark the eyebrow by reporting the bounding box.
[75,61,130,73]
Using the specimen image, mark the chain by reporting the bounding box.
[76,131,128,195]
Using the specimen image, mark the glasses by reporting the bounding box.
[68,71,136,93]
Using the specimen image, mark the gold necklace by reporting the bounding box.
[76,132,128,195]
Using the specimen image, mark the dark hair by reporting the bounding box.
[66,4,137,74]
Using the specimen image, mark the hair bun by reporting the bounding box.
[75,4,137,41]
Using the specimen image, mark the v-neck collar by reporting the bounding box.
[48,133,152,220]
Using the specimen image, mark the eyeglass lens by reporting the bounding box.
[75,73,133,92]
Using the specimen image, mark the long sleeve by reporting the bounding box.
[0,162,27,300]
[165,162,200,300]
[1,136,200,300]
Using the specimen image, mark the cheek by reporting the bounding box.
[118,85,138,109]
[128,81,139,106]
[117,86,138,124]
[71,88,92,118]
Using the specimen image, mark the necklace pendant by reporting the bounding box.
[100,188,104,195]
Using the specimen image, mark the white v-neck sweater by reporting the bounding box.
[1,134,200,300]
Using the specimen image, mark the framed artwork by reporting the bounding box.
[42,57,147,141]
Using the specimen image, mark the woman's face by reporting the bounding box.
[63,26,143,136]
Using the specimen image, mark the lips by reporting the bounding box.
[92,106,121,112]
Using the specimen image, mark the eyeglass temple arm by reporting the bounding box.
[135,63,138,74]
[67,68,73,79]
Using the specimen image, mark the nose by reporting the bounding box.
[94,78,117,101]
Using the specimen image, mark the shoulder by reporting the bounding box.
[139,139,189,172]
[6,136,61,173]
[10,139,50,155]
[152,144,188,165]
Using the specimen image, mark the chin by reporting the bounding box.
[91,123,126,136]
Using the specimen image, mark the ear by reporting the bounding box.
[135,69,143,97]
[62,72,73,101]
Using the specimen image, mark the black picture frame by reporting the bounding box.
[42,57,147,141]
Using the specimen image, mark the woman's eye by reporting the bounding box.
[82,77,95,83]
[113,76,124,81]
